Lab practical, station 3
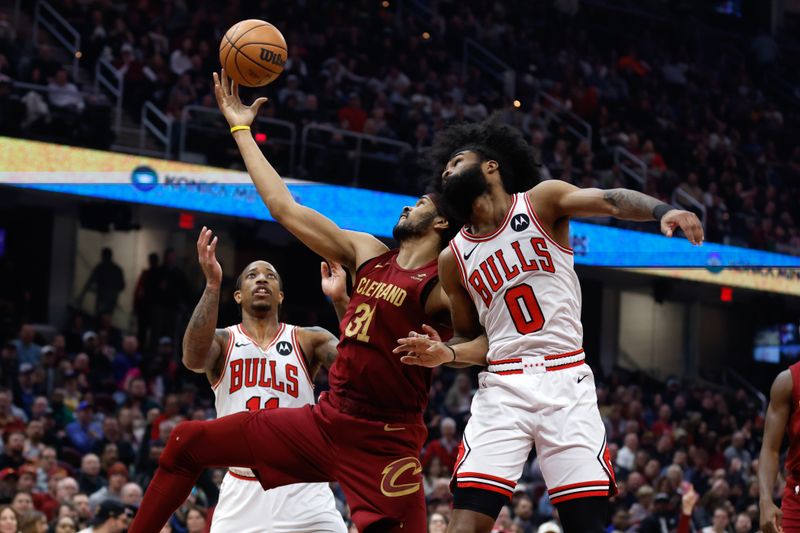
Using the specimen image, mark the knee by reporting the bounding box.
[158,420,205,472]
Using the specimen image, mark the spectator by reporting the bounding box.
[12,325,41,368]
[0,505,19,533]
[639,492,678,533]
[18,509,46,533]
[701,506,730,533]
[80,249,125,319]
[184,505,206,533]
[93,418,135,467]
[337,93,367,133]
[119,482,142,508]
[0,431,25,470]
[78,499,133,533]
[421,417,459,474]
[444,372,474,421]
[65,402,103,455]
[47,68,85,113]
[617,433,638,472]
[723,432,752,472]
[55,478,79,506]
[10,490,33,516]
[76,454,104,496]
[132,253,159,349]
[428,512,448,533]
[89,462,128,509]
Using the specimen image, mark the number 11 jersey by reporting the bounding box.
[449,192,583,362]
[327,249,445,416]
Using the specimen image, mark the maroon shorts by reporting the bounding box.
[240,392,428,532]
[783,484,800,531]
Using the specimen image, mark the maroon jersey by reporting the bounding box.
[328,249,446,416]
[786,362,800,483]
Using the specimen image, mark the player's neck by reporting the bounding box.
[240,314,281,346]
[396,235,439,270]
[468,187,513,236]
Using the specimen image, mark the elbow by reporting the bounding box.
[266,199,296,222]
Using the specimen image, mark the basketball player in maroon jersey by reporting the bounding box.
[759,365,800,533]
[128,70,461,533]
[396,121,703,533]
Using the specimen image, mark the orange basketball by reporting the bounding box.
[219,19,287,87]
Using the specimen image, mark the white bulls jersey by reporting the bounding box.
[213,322,315,476]
[449,191,583,361]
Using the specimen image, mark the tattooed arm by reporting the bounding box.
[183,227,230,383]
[296,326,340,377]
[530,180,704,245]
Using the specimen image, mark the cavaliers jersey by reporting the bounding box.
[449,191,583,361]
[785,362,800,483]
[213,323,315,475]
[327,249,444,415]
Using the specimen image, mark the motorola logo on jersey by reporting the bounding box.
[511,214,530,232]
[276,341,293,356]
[130,166,158,192]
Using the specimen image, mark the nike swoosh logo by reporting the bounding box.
[234,342,250,348]
[463,244,479,260]
[577,375,589,383]
[383,424,405,432]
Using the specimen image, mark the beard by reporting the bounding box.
[392,210,437,242]
[440,163,489,223]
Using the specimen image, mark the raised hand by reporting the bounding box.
[197,226,222,289]
[394,325,452,367]
[321,261,348,302]
[661,209,704,245]
[212,69,268,129]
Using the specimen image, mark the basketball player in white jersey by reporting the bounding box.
[182,227,347,533]
[396,121,704,533]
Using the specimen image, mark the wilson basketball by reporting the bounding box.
[219,19,287,87]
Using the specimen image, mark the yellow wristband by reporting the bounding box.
[230,125,251,134]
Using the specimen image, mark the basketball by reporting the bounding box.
[219,19,287,87]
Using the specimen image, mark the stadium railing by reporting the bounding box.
[32,0,81,80]
[613,146,647,188]
[94,58,124,133]
[177,105,298,171]
[140,101,173,159]
[535,90,594,150]
[300,123,413,187]
[462,37,517,103]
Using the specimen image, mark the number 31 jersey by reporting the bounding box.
[327,249,446,416]
[449,192,583,362]
[212,323,316,419]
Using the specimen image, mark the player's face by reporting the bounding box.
[439,150,490,222]
[235,261,284,315]
[392,196,439,242]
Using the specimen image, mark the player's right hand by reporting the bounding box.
[213,69,268,129]
[394,325,451,367]
[760,500,784,533]
[197,227,223,289]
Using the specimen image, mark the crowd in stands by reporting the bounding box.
[0,282,775,533]
[0,2,798,255]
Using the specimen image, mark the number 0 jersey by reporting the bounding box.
[327,249,446,416]
[213,323,316,418]
[449,192,583,361]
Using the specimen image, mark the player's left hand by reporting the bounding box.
[213,69,268,129]
[394,325,451,367]
[320,261,348,303]
[661,209,704,245]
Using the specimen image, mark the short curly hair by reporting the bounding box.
[427,119,540,195]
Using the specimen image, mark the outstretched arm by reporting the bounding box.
[759,369,792,533]
[530,180,704,245]
[182,227,229,383]
[213,70,388,271]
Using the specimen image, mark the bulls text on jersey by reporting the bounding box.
[228,357,300,397]
[467,237,555,306]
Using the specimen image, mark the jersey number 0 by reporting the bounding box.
[504,283,545,334]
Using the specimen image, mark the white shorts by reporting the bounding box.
[210,471,348,533]
[452,353,616,505]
